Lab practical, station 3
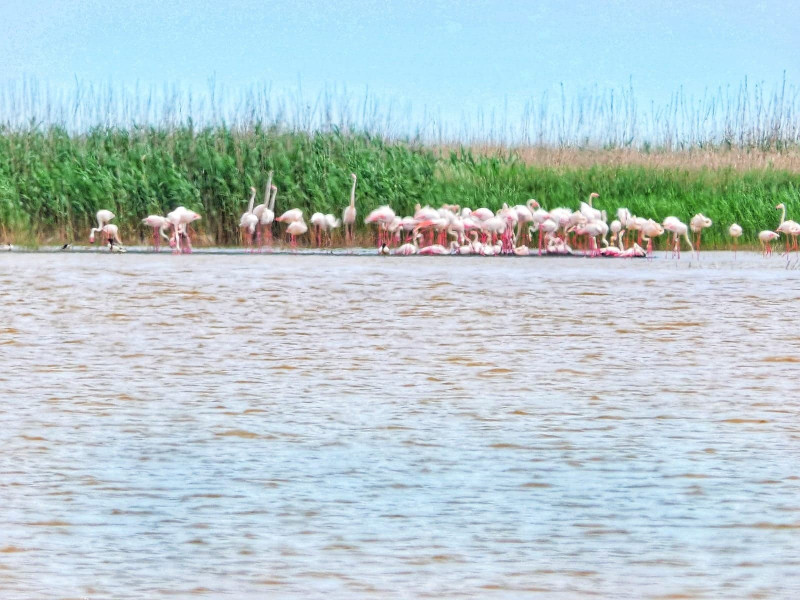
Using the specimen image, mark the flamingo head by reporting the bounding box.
[250,186,256,193]
[89,233,95,243]
[776,203,785,209]
[351,173,357,180]
[590,192,600,199]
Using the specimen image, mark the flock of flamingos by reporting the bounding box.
[7,171,796,258]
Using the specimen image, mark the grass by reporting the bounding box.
[1,78,800,248]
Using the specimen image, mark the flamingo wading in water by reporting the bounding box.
[689,213,713,258]
[343,173,357,245]
[89,209,115,244]
[728,223,743,258]
[142,215,170,251]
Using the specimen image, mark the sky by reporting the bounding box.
[1,0,799,137]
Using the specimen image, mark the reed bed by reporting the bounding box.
[1,78,800,247]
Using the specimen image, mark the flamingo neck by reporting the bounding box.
[264,172,273,206]
[247,190,256,214]
[780,205,786,226]
[684,230,694,252]
[269,188,277,212]
[350,177,357,209]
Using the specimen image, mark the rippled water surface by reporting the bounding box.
[2,251,800,599]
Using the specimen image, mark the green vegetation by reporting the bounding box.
[1,125,800,247]
[1,77,800,247]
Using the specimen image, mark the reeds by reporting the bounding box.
[1,77,799,247]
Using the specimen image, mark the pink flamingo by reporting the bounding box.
[252,172,273,222]
[364,205,396,247]
[728,223,743,258]
[342,173,357,245]
[257,185,277,250]
[276,207,303,246]
[239,187,258,250]
[252,171,274,248]
[775,203,799,253]
[166,207,201,254]
[662,216,693,258]
[89,209,115,244]
[141,215,170,251]
[286,219,308,249]
[689,213,713,258]
[101,224,123,250]
[759,230,779,256]
[641,219,664,258]
[310,212,325,247]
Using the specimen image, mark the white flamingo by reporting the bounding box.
[342,173,357,245]
[759,230,779,256]
[239,187,258,250]
[662,216,693,258]
[141,215,170,251]
[689,213,713,258]
[286,219,308,249]
[728,223,743,258]
[775,203,799,253]
[258,185,277,249]
[89,209,115,244]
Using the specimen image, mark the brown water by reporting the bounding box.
[2,251,800,599]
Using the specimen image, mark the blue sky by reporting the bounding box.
[2,0,799,136]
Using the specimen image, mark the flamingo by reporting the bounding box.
[257,185,277,249]
[141,215,170,251]
[89,209,115,244]
[609,219,622,250]
[728,223,743,258]
[513,199,540,244]
[310,212,326,247]
[277,208,303,224]
[418,242,450,255]
[579,192,602,222]
[395,234,419,255]
[342,173,357,245]
[286,219,308,249]
[322,214,342,247]
[662,216,693,258]
[775,203,799,253]
[276,207,304,244]
[471,207,494,222]
[239,187,258,250]
[759,230,779,256]
[641,219,664,258]
[575,220,607,257]
[166,207,201,253]
[252,171,274,247]
[364,205,396,246]
[252,171,273,222]
[689,213,713,258]
[535,218,559,255]
[101,224,123,249]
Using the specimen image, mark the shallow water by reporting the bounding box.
[1,251,799,599]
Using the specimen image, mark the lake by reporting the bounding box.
[1,250,799,598]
